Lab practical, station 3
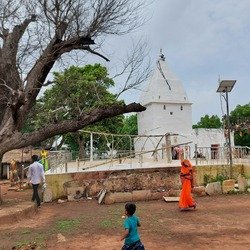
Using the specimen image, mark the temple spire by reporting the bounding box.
[159,49,165,61]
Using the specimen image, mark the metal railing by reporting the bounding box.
[46,146,250,173]
[194,146,249,166]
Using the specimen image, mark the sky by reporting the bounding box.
[93,0,250,124]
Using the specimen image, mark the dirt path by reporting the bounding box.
[0,187,250,249]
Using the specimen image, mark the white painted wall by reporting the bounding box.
[135,54,230,160]
[134,128,230,160]
[138,102,192,136]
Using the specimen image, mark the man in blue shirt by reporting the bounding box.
[27,155,45,208]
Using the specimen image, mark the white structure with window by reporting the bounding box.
[135,53,231,161]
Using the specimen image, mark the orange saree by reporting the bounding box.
[179,159,196,210]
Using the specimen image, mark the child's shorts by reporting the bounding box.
[122,240,145,250]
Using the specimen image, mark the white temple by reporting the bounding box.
[135,52,232,161]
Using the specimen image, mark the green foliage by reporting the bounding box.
[64,115,124,153]
[22,64,123,148]
[234,131,250,147]
[214,174,227,184]
[119,114,138,135]
[193,115,222,129]
[203,174,212,186]
[42,64,117,118]
[230,103,250,146]
[230,103,250,119]
[24,64,118,131]
[203,173,228,186]
[64,113,137,153]
[116,114,138,151]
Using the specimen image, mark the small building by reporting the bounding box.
[135,52,233,161]
[0,148,40,179]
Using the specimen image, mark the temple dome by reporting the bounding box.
[140,53,190,105]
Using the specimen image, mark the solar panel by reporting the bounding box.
[216,80,236,93]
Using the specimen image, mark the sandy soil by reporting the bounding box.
[0,182,250,250]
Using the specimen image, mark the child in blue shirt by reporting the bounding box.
[121,203,145,250]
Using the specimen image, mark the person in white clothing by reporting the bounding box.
[27,155,45,207]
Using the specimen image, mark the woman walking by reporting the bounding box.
[179,159,196,211]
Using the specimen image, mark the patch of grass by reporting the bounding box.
[14,233,46,249]
[55,219,80,233]
[21,229,31,235]
[100,218,122,229]
[14,239,30,248]
[34,234,46,247]
[97,205,124,229]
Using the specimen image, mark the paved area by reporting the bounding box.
[47,157,249,174]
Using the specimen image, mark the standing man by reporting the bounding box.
[27,155,45,208]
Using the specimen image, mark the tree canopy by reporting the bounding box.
[119,114,138,135]
[193,104,250,147]
[192,115,222,129]
[0,0,147,160]
[23,64,125,150]
[230,103,250,146]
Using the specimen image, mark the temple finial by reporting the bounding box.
[159,49,165,61]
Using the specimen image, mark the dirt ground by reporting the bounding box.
[0,182,250,250]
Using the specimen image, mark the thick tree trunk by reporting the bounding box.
[78,133,85,160]
[0,153,4,185]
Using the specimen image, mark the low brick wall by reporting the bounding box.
[46,167,181,200]
[45,164,250,200]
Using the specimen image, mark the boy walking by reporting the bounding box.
[121,203,145,250]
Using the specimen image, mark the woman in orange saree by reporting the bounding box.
[179,159,196,211]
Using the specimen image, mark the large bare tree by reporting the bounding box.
[0,0,148,162]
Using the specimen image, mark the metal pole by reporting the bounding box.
[111,135,114,167]
[165,134,172,163]
[90,132,93,162]
[226,89,233,178]
[195,144,198,166]
[129,136,132,167]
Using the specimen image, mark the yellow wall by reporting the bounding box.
[243,164,250,178]
[45,173,73,199]
[194,164,246,186]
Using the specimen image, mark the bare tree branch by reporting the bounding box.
[84,46,110,61]
[0,79,15,94]
[113,39,152,99]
